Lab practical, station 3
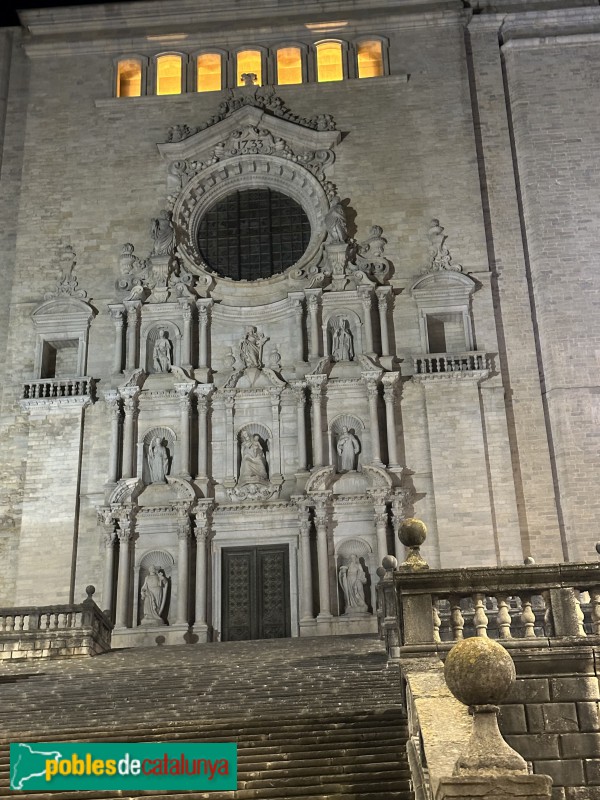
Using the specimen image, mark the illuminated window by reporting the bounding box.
[116,59,142,98]
[197,53,222,92]
[357,40,384,78]
[237,50,262,86]
[316,41,344,83]
[276,47,303,85]
[156,54,182,95]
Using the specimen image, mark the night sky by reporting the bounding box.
[1,0,145,28]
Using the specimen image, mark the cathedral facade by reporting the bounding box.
[0,0,598,646]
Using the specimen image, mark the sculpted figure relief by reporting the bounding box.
[238,432,269,486]
[336,426,360,472]
[148,437,169,483]
[339,554,368,614]
[150,210,175,256]
[331,318,354,362]
[153,329,172,372]
[140,566,168,625]
[239,326,267,369]
[325,195,348,244]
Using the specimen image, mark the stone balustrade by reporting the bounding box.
[0,586,112,659]
[412,352,489,376]
[22,376,94,400]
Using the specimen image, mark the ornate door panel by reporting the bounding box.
[222,546,290,641]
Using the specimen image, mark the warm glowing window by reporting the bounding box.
[197,53,222,92]
[276,47,303,85]
[156,54,182,95]
[316,41,344,83]
[237,50,262,86]
[357,40,384,78]
[116,59,142,98]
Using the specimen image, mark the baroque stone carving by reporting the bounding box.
[140,565,168,625]
[214,125,289,158]
[324,223,392,291]
[147,437,170,483]
[239,326,268,369]
[44,243,88,300]
[424,218,462,273]
[150,210,175,256]
[152,329,172,373]
[347,226,392,284]
[325,195,348,244]
[331,318,354,362]
[336,427,360,472]
[339,554,369,615]
[238,432,269,487]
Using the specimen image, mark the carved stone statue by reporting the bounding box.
[153,329,172,372]
[238,431,269,486]
[331,318,354,362]
[140,565,168,625]
[339,554,368,614]
[336,426,360,471]
[241,73,257,87]
[425,218,462,272]
[148,437,169,483]
[150,210,175,256]
[239,326,267,369]
[325,195,348,244]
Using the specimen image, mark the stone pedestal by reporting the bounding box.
[435,775,552,800]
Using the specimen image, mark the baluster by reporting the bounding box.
[0,615,4,631]
[449,595,464,641]
[520,594,536,638]
[472,593,489,637]
[496,594,512,639]
[17,615,25,631]
[541,590,554,637]
[574,590,586,636]
[589,587,600,635]
[6,615,14,632]
[432,597,441,643]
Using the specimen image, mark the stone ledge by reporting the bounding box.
[436,774,553,800]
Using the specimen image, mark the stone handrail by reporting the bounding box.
[22,377,94,400]
[412,352,489,375]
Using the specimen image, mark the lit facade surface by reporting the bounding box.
[0,0,598,646]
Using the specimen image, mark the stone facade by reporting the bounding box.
[0,0,598,644]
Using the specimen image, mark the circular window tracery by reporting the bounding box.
[197,188,311,281]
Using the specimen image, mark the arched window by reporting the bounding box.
[236,50,262,86]
[316,41,344,82]
[357,40,384,78]
[116,59,142,98]
[276,47,303,85]
[156,54,183,95]
[197,53,222,92]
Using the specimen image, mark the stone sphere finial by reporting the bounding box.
[376,566,386,579]
[85,585,96,600]
[398,518,429,572]
[523,556,535,565]
[596,542,600,557]
[382,555,398,573]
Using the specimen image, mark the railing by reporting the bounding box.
[413,352,489,375]
[0,608,84,632]
[22,377,94,400]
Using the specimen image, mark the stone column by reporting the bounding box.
[224,390,236,481]
[98,508,116,614]
[195,385,214,478]
[305,290,321,360]
[359,288,375,356]
[175,384,193,478]
[298,506,314,622]
[289,292,305,363]
[176,514,190,625]
[307,375,326,468]
[194,504,212,635]
[120,387,140,480]
[364,374,383,465]
[391,494,409,562]
[197,299,213,369]
[371,493,389,566]
[382,373,400,469]
[115,513,133,628]
[109,304,125,375]
[270,388,282,477]
[376,287,392,357]
[179,299,193,370]
[123,300,141,371]
[291,381,308,471]
[314,496,332,619]
[104,390,121,484]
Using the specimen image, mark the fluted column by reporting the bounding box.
[359,288,375,356]
[176,514,190,625]
[370,493,389,567]
[376,287,392,357]
[298,506,314,622]
[195,385,214,478]
[179,300,193,370]
[289,293,305,363]
[270,388,282,477]
[115,512,133,628]
[391,494,410,562]
[175,384,193,477]
[292,381,308,471]
[197,299,213,370]
[120,387,140,479]
[98,508,116,615]
[307,375,326,468]
[314,495,332,619]
[104,390,121,483]
[364,375,383,465]
[194,503,212,633]
[382,373,400,468]
[305,290,321,360]
[224,390,236,481]
[109,305,125,374]
[124,300,141,371]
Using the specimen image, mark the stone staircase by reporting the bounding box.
[0,634,412,799]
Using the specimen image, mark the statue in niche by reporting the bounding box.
[153,329,172,372]
[150,210,175,256]
[336,426,360,472]
[140,566,168,625]
[239,326,267,369]
[331,318,354,362]
[339,554,368,614]
[148,437,169,483]
[325,195,348,244]
[238,431,269,486]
